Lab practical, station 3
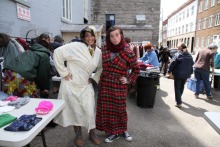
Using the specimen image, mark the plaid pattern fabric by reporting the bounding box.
[3,69,39,98]
[96,47,140,134]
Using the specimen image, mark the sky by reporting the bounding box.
[161,0,188,20]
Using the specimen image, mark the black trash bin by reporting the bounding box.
[137,75,159,108]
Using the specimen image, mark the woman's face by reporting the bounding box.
[110,29,121,45]
[84,32,95,46]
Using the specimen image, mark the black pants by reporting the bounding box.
[174,78,187,105]
[214,75,220,89]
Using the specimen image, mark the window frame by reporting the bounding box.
[215,13,220,26]
[211,0,215,7]
[209,15,213,28]
[62,0,72,22]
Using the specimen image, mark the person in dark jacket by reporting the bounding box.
[4,33,50,98]
[168,42,194,108]
[158,47,172,76]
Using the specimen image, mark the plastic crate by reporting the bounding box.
[187,78,204,93]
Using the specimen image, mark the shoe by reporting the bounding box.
[89,129,100,145]
[123,131,132,141]
[207,95,213,99]
[175,104,182,108]
[105,134,119,143]
[194,94,199,98]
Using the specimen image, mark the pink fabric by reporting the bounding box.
[5,96,18,102]
[35,101,53,115]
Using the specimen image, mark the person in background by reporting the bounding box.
[213,44,220,90]
[3,33,50,98]
[158,47,172,76]
[193,43,216,99]
[139,43,159,67]
[53,26,102,147]
[96,26,140,143]
[168,42,194,108]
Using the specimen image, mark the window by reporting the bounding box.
[106,14,115,31]
[176,15,178,22]
[196,38,199,48]
[191,6,194,15]
[186,24,188,33]
[190,22,193,32]
[187,9,189,17]
[175,28,177,35]
[201,37,205,47]
[218,0,220,4]
[207,36,210,47]
[199,1,203,12]
[197,20,201,30]
[62,0,72,21]
[211,0,215,7]
[183,11,185,20]
[182,25,185,34]
[179,13,181,21]
[179,27,181,34]
[205,0,209,10]
[203,18,207,29]
[215,13,220,26]
[213,35,220,49]
[209,15,213,27]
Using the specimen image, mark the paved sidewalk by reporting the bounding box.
[31,76,220,147]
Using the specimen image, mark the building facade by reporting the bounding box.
[167,0,197,53]
[195,0,220,51]
[162,19,168,47]
[0,0,98,44]
[91,0,161,45]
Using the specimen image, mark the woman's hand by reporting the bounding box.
[64,73,72,81]
[119,77,128,84]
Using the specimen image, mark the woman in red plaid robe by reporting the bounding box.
[96,26,140,143]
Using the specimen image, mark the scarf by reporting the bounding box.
[106,37,128,53]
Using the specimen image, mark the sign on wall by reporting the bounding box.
[17,3,31,21]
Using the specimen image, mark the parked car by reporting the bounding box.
[169,48,178,58]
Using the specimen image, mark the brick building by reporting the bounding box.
[91,0,161,45]
[195,0,220,51]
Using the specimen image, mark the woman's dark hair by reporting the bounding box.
[0,33,10,47]
[106,26,124,43]
[37,33,50,49]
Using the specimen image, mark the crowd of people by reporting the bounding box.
[0,25,220,147]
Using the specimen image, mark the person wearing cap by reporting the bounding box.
[96,26,140,143]
[139,42,159,67]
[53,26,102,146]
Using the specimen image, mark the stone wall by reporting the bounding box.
[91,0,161,45]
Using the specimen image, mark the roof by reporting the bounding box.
[61,24,103,33]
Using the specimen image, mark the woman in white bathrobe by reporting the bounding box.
[53,26,102,147]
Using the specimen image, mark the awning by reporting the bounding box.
[61,24,103,33]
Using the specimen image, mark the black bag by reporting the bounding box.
[50,65,58,78]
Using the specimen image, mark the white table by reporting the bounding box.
[0,98,65,147]
[204,112,220,135]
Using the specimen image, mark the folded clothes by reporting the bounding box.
[0,113,17,128]
[4,114,42,131]
[5,96,18,102]
[0,91,9,101]
[8,97,30,109]
[0,106,15,114]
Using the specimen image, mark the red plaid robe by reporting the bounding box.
[96,47,140,134]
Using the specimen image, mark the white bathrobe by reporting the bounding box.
[53,42,102,132]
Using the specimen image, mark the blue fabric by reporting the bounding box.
[214,52,220,69]
[174,78,186,105]
[4,114,42,131]
[194,68,211,96]
[139,50,159,67]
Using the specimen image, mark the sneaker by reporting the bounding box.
[105,134,119,143]
[175,104,182,108]
[123,131,132,141]
[207,95,213,99]
[194,94,199,98]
